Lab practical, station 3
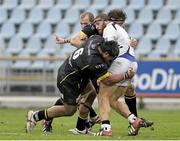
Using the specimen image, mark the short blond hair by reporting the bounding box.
[80,12,94,23]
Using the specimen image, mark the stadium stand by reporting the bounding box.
[17,21,34,39]
[128,0,145,10]
[0,0,180,94]
[0,8,7,25]
[9,7,26,25]
[73,0,91,11]
[19,0,36,10]
[146,0,164,10]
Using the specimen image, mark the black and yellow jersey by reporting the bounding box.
[80,24,99,38]
[57,35,109,91]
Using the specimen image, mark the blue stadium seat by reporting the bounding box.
[61,44,76,57]
[146,0,163,10]
[71,23,81,35]
[30,52,49,70]
[6,36,23,55]
[0,8,7,25]
[155,8,171,25]
[164,23,179,40]
[150,37,171,56]
[54,0,71,10]
[37,0,54,10]
[90,0,108,11]
[19,0,36,10]
[73,0,90,10]
[165,0,180,10]
[106,0,127,11]
[45,8,61,24]
[86,7,98,16]
[173,9,180,24]
[137,8,153,25]
[172,38,180,56]
[55,22,70,37]
[124,7,135,25]
[11,51,31,70]
[27,7,44,24]
[0,22,15,39]
[129,22,143,39]
[128,0,145,10]
[34,21,51,39]
[41,36,58,55]
[17,21,33,39]
[145,22,162,40]
[9,7,26,24]
[2,0,18,10]
[0,37,5,54]
[135,37,152,57]
[63,8,79,24]
[23,37,42,55]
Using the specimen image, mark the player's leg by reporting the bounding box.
[125,84,154,128]
[42,98,64,133]
[96,84,142,136]
[125,84,138,116]
[26,104,77,133]
[71,81,99,135]
[96,83,117,136]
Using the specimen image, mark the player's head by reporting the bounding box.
[80,12,94,29]
[108,9,126,26]
[99,40,119,64]
[94,13,108,35]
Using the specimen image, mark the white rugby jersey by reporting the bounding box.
[103,22,135,56]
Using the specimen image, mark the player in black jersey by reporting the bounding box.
[56,12,153,135]
[42,12,100,133]
[26,35,135,134]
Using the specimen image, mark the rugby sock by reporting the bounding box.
[89,107,97,118]
[101,120,111,131]
[128,113,136,123]
[125,95,138,117]
[33,109,49,122]
[76,117,87,131]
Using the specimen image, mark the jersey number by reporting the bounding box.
[72,48,84,60]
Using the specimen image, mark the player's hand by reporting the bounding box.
[130,37,138,49]
[55,34,65,44]
[124,67,135,79]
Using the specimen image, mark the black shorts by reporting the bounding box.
[57,78,89,105]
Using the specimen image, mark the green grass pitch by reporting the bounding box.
[0,108,180,140]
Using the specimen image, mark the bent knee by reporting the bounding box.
[125,84,135,96]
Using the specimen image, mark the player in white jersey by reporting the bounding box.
[95,9,153,136]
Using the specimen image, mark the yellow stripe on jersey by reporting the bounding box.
[59,70,77,84]
[98,72,110,81]
[59,65,89,84]
[79,31,87,40]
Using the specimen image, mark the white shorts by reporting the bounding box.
[108,57,138,86]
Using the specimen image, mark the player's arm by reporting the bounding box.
[130,37,138,49]
[55,24,95,48]
[98,68,135,86]
[55,33,86,48]
[70,31,88,48]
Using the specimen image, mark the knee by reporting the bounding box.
[78,103,90,118]
[64,106,77,116]
[125,84,135,96]
[109,97,116,109]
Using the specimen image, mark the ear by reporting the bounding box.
[104,51,110,57]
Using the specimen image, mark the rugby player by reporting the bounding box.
[56,12,153,136]
[26,35,134,134]
[42,12,100,133]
